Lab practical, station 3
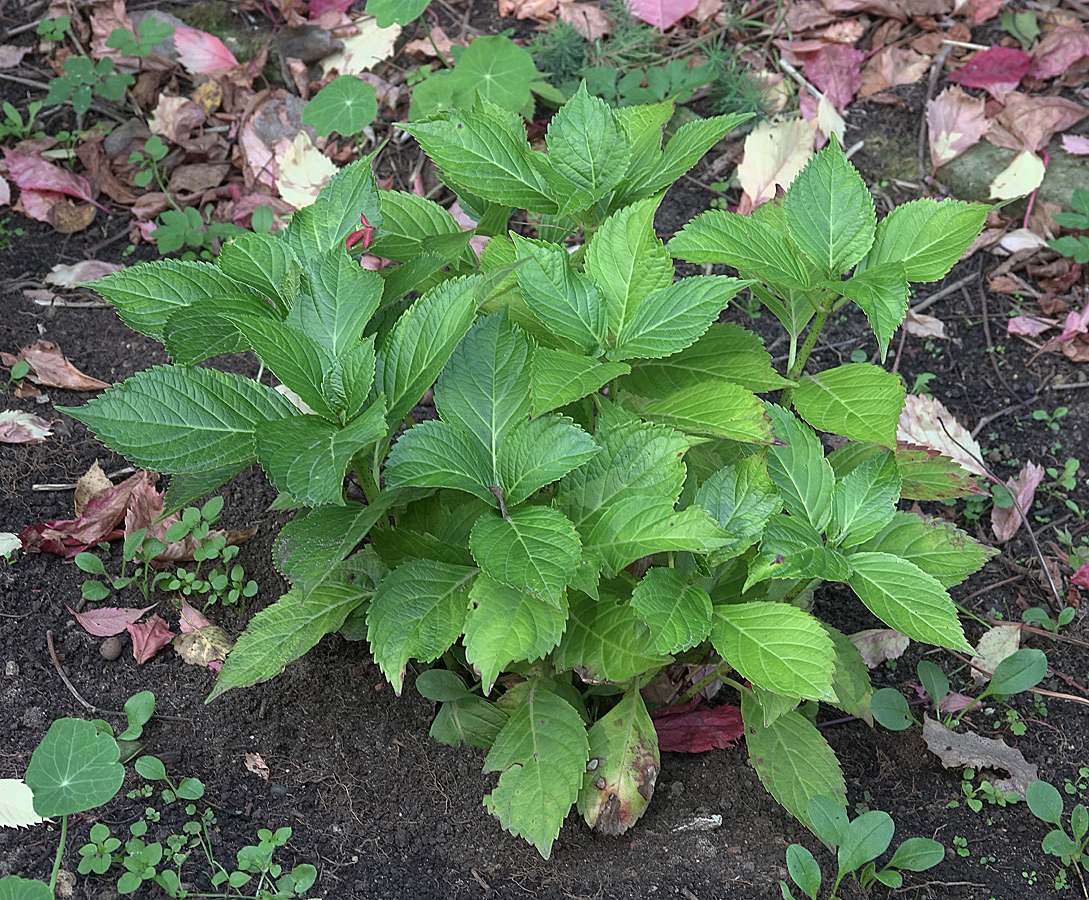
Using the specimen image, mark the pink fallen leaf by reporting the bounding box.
[987,93,1089,153]
[947,46,1031,99]
[558,3,613,41]
[1027,25,1089,81]
[903,309,946,339]
[174,26,239,74]
[1063,134,1089,156]
[626,0,699,30]
[991,460,1045,543]
[926,85,990,171]
[0,339,110,391]
[0,45,29,69]
[68,603,156,638]
[1072,564,1089,589]
[898,394,987,479]
[650,698,743,753]
[1058,305,1089,343]
[308,0,353,14]
[3,149,103,211]
[938,693,982,715]
[128,615,176,663]
[0,410,52,444]
[179,601,214,633]
[802,43,864,112]
[0,173,9,206]
[1007,315,1056,337]
[737,117,815,212]
[849,628,909,667]
[44,260,125,288]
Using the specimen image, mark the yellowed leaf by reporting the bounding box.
[816,94,845,145]
[320,15,400,77]
[988,149,1045,201]
[174,626,233,667]
[737,116,815,212]
[970,624,1020,684]
[277,132,339,210]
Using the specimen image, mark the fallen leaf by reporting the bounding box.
[737,117,815,212]
[927,86,990,171]
[0,779,43,828]
[277,131,339,210]
[822,0,908,21]
[1072,564,1089,589]
[1027,24,1089,80]
[0,45,30,69]
[47,200,97,234]
[403,25,459,64]
[0,174,9,206]
[309,0,353,14]
[244,752,270,782]
[174,626,233,668]
[904,309,946,338]
[74,461,112,515]
[922,716,1038,798]
[947,46,1031,100]
[167,162,230,195]
[963,0,1001,22]
[987,93,1089,153]
[558,2,613,41]
[1,339,110,390]
[859,46,929,97]
[129,615,176,663]
[849,628,909,667]
[802,43,865,112]
[174,26,239,74]
[0,410,52,444]
[1007,315,1056,337]
[178,601,214,632]
[45,260,125,288]
[898,393,987,478]
[1063,134,1089,155]
[320,16,401,77]
[498,0,560,16]
[996,227,1048,254]
[988,150,1045,201]
[991,460,1044,542]
[970,624,1021,684]
[650,698,743,753]
[3,148,98,208]
[68,603,157,638]
[1057,305,1089,343]
[0,534,20,558]
[627,0,700,30]
[938,693,982,714]
[148,95,206,143]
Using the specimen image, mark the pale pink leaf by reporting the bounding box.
[174,26,239,74]
[849,628,909,667]
[128,615,176,663]
[1063,134,1089,156]
[68,603,157,638]
[938,693,982,714]
[244,752,270,782]
[903,309,946,339]
[0,410,52,444]
[626,0,699,30]
[650,698,743,753]
[44,260,125,288]
[3,149,96,205]
[987,93,1089,154]
[926,85,990,170]
[1028,25,1089,81]
[0,173,9,206]
[898,394,987,478]
[178,601,214,633]
[802,43,865,112]
[991,460,1045,543]
[1058,305,1089,343]
[1072,564,1089,589]
[558,3,613,41]
[308,0,352,14]
[0,45,29,68]
[737,117,815,212]
[1007,315,1056,337]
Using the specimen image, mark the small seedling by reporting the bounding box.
[105,19,175,58]
[1033,406,1069,433]
[957,768,1020,811]
[1023,605,1077,634]
[1027,779,1089,871]
[1049,188,1089,264]
[952,835,970,857]
[5,359,29,387]
[152,205,245,260]
[1064,767,1089,798]
[44,55,134,116]
[36,16,70,42]
[76,529,170,605]
[0,101,43,143]
[129,135,170,190]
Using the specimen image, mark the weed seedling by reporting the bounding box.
[0,101,43,143]
[36,16,70,42]
[1049,188,1089,264]
[44,54,134,116]
[105,19,175,58]
[1027,779,1089,872]
[5,359,29,387]
[1033,406,1068,433]
[129,135,170,191]
[1023,605,1077,634]
[953,835,970,857]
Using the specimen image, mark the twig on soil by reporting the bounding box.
[970,404,1016,437]
[911,271,980,315]
[34,466,135,491]
[980,615,1089,650]
[1048,380,1089,390]
[918,45,953,183]
[960,574,1024,603]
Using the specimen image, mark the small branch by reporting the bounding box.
[47,630,95,712]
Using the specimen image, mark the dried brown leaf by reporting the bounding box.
[922,716,1037,798]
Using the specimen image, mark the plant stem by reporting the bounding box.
[780,292,835,408]
[49,814,68,894]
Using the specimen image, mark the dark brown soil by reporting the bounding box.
[2,4,1089,900]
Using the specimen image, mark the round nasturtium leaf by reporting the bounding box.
[24,718,124,817]
[302,75,378,138]
[0,875,55,900]
[446,35,538,113]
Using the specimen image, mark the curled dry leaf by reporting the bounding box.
[0,45,30,69]
[922,716,1038,798]
[74,460,112,515]
[970,624,1021,684]
[320,16,401,77]
[849,628,909,667]
[2,149,99,208]
[801,43,864,113]
[1063,134,1089,156]
[1,339,111,391]
[129,614,176,663]
[174,626,233,669]
[47,200,97,234]
[987,93,1089,154]
[558,3,613,41]
[277,131,339,210]
[649,698,743,753]
[737,117,815,213]
[0,410,52,444]
[991,460,1044,543]
[45,260,125,288]
[178,601,213,633]
[244,752,270,782]
[927,86,989,171]
[68,603,157,638]
[903,309,946,339]
[898,393,987,478]
[1027,25,1089,81]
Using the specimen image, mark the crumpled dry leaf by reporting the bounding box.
[129,614,176,663]
[922,715,1038,798]
[650,698,743,752]
[403,25,460,64]
[859,46,929,97]
[499,0,560,17]
[1027,24,1089,80]
[926,86,990,171]
[1,339,111,390]
[737,116,815,213]
[244,752,270,782]
[45,260,125,288]
[970,624,1021,684]
[988,150,1045,202]
[849,628,909,667]
[47,200,97,234]
[3,148,101,223]
[320,16,400,77]
[149,95,206,143]
[0,410,52,444]
[991,460,1044,542]
[903,309,946,338]
[75,461,113,515]
[0,45,30,69]
[1063,134,1089,155]
[1072,564,1089,589]
[1007,315,1056,337]
[558,2,613,41]
[174,626,233,668]
[898,394,987,478]
[68,603,157,638]
[277,131,338,210]
[986,93,1089,153]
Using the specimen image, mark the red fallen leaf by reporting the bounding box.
[1072,564,1089,589]
[19,470,156,558]
[626,0,699,30]
[309,0,353,14]
[174,26,239,74]
[1028,25,1089,81]
[650,698,743,753]
[178,601,213,632]
[947,46,1031,99]
[802,43,865,113]
[0,339,110,391]
[67,603,156,637]
[128,614,176,663]
[2,149,105,211]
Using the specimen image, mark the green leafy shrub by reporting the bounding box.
[1049,187,1089,264]
[63,86,992,858]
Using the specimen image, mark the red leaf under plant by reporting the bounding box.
[650,698,743,753]
[626,0,699,30]
[128,614,175,663]
[2,149,100,208]
[802,43,865,113]
[947,46,1031,95]
[19,470,157,558]
[174,26,239,74]
[67,603,156,637]
[1072,564,1089,590]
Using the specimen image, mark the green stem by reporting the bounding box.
[49,815,68,894]
[780,292,835,408]
[680,663,730,704]
[352,450,379,503]
[781,577,820,608]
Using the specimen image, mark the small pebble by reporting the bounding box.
[4,661,17,677]
[100,636,123,661]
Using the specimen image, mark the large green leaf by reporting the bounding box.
[274,501,391,588]
[484,683,590,859]
[301,74,377,138]
[637,381,772,443]
[741,692,847,834]
[711,601,836,700]
[291,251,383,356]
[464,577,568,694]
[824,625,873,725]
[431,695,509,750]
[852,511,995,587]
[323,337,377,420]
[829,451,900,547]
[61,365,295,474]
[469,507,580,605]
[783,138,875,276]
[0,877,53,900]
[845,551,973,652]
[161,295,278,365]
[496,415,600,507]
[367,190,464,262]
[585,196,674,338]
[530,348,629,416]
[374,275,478,429]
[630,567,712,655]
[627,323,792,396]
[610,276,748,361]
[217,233,299,314]
[367,560,478,693]
[896,446,985,500]
[284,155,382,260]
[255,404,386,506]
[402,101,557,212]
[24,719,123,816]
[384,420,497,505]
[747,514,850,585]
[444,35,539,116]
[611,100,673,188]
[695,454,781,557]
[834,262,908,361]
[860,198,988,283]
[577,689,659,835]
[552,591,671,682]
[793,363,905,447]
[765,404,835,531]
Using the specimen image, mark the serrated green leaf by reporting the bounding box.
[627,323,792,395]
[484,682,590,859]
[24,719,123,816]
[830,451,900,547]
[0,779,43,829]
[323,337,377,420]
[611,100,673,191]
[747,514,850,586]
[630,567,712,655]
[511,233,606,354]
[577,689,658,835]
[470,507,580,604]
[530,348,629,416]
[742,692,847,834]
[161,295,279,365]
[367,560,477,694]
[368,191,464,262]
[793,363,905,447]
[302,74,377,138]
[860,199,988,283]
[91,260,263,340]
[610,276,748,361]
[552,591,672,682]
[845,551,973,652]
[464,577,568,694]
[402,101,557,212]
[284,156,382,260]
[586,196,674,338]
[497,415,600,507]
[783,138,875,275]
[896,446,985,500]
[711,601,836,700]
[256,403,385,506]
[217,233,298,314]
[208,582,370,702]
[835,262,908,360]
[696,454,781,558]
[431,695,509,750]
[291,251,383,356]
[61,365,295,474]
[852,511,994,587]
[824,625,873,725]
[766,404,835,531]
[275,501,391,589]
[375,275,478,429]
[637,381,772,443]
[750,687,801,727]
[385,420,497,505]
